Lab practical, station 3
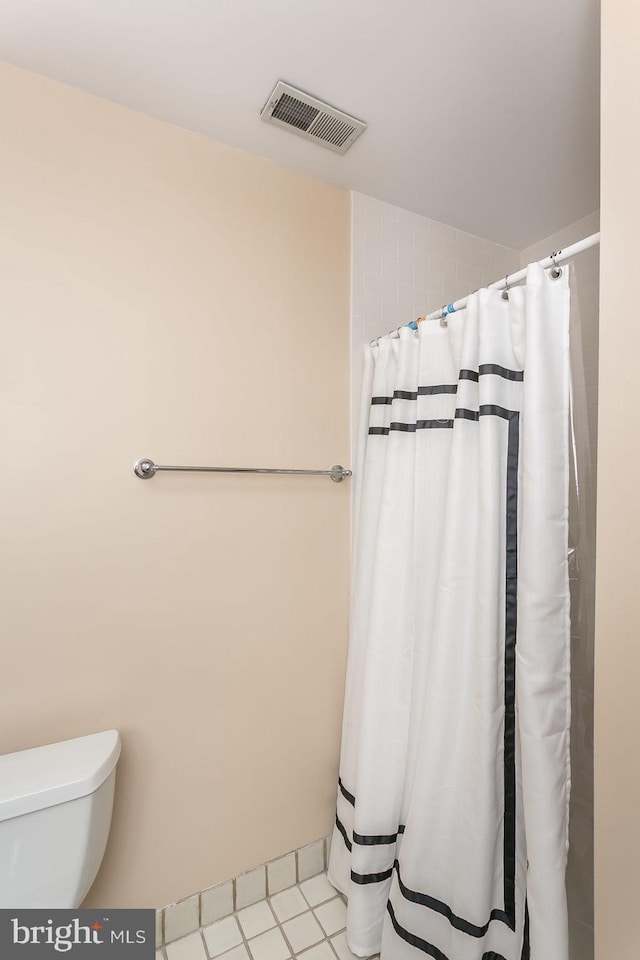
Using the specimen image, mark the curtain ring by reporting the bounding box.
[550,251,563,279]
[501,276,511,301]
[439,305,448,328]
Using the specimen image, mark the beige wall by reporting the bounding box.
[0,62,351,909]
[595,3,640,957]
[522,213,599,960]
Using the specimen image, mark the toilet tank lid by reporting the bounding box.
[0,730,121,822]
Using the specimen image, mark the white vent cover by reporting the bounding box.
[260,81,366,155]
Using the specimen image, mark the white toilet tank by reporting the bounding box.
[0,729,121,908]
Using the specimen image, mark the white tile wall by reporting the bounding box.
[159,834,331,948]
[267,854,297,896]
[350,192,519,456]
[297,841,325,883]
[236,865,267,910]
[164,894,200,943]
[201,881,234,927]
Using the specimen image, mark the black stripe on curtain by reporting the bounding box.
[370,365,523,406]
[369,404,517,434]
[386,900,514,960]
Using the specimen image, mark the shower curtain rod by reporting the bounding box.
[374,231,600,342]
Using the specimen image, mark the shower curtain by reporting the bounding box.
[328,263,571,960]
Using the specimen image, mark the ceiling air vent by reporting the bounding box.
[260,81,366,155]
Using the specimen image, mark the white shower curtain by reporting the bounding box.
[328,263,571,960]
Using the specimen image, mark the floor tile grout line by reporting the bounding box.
[202,908,250,960]
[163,835,332,947]
[321,936,342,960]
[196,927,210,960]
[272,902,322,959]
[244,897,295,960]
[299,887,343,911]
[237,898,280,942]
[277,914,297,958]
[279,903,315,957]
[270,884,313,924]
[178,873,351,960]
[233,904,256,960]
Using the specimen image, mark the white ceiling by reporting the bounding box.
[0,0,600,249]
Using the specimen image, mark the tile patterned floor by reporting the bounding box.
[157,872,378,960]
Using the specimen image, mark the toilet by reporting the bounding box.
[0,729,121,908]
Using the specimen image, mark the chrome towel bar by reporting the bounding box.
[133,458,352,483]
